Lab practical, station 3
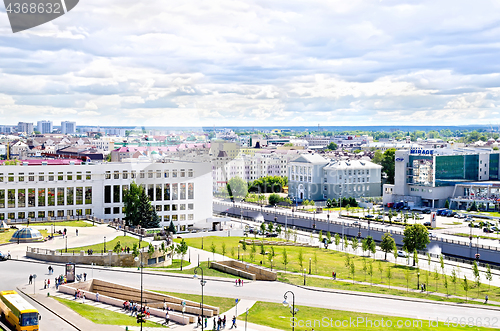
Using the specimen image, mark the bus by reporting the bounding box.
[0,290,40,331]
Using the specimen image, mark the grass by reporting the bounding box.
[54,297,166,327]
[181,236,500,303]
[455,233,500,240]
[443,222,462,225]
[32,220,94,227]
[155,261,239,278]
[153,291,236,313]
[158,259,191,269]
[279,273,497,306]
[57,235,148,253]
[0,228,15,244]
[241,301,496,331]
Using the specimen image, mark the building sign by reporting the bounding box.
[410,149,434,155]
[395,158,405,162]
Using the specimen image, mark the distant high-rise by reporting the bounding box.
[17,122,34,134]
[61,121,76,134]
[37,120,53,134]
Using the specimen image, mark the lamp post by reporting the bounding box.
[104,236,106,254]
[202,236,204,250]
[283,291,297,331]
[134,251,144,331]
[417,272,420,290]
[245,308,249,331]
[238,245,240,260]
[194,266,206,331]
[271,259,273,271]
[65,235,68,253]
[303,268,306,286]
[309,258,311,275]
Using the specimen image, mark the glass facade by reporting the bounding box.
[490,154,499,180]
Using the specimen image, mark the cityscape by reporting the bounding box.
[2,1,500,331]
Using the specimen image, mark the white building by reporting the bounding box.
[61,121,76,135]
[17,122,33,135]
[37,121,53,134]
[288,154,382,201]
[0,160,212,231]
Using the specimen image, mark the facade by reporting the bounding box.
[288,154,382,201]
[37,121,53,134]
[0,160,212,231]
[61,121,76,135]
[383,148,500,209]
[17,122,34,135]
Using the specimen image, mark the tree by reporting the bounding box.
[387,266,392,288]
[260,223,266,235]
[368,260,374,285]
[444,275,449,296]
[404,267,411,292]
[344,253,351,269]
[313,252,318,274]
[473,261,481,297]
[168,220,176,234]
[326,231,332,244]
[298,249,304,269]
[378,261,383,282]
[221,243,227,259]
[318,230,323,244]
[426,253,431,294]
[362,258,368,281]
[388,209,393,224]
[335,234,341,249]
[113,240,122,254]
[381,233,395,260]
[327,142,338,150]
[269,193,281,206]
[468,201,478,212]
[123,182,142,227]
[445,200,450,209]
[276,224,282,238]
[485,264,493,295]
[227,177,248,199]
[403,224,430,264]
[349,261,355,283]
[380,149,396,184]
[393,243,398,266]
[176,239,188,270]
[282,248,288,273]
[230,247,235,259]
[351,237,359,254]
[413,250,419,269]
[451,267,458,295]
[463,276,470,302]
[210,242,216,260]
[250,243,257,262]
[267,222,274,233]
[363,236,375,258]
[433,266,440,292]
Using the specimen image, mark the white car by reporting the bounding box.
[397,250,408,258]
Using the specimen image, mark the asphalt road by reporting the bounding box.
[2,259,500,328]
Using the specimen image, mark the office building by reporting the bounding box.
[61,121,76,135]
[17,122,34,135]
[37,121,53,134]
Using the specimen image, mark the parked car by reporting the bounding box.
[352,221,360,226]
[423,209,431,214]
[491,226,499,232]
[365,214,374,218]
[376,215,384,220]
[417,214,424,219]
[265,232,279,238]
[483,227,494,233]
[423,221,431,227]
[397,250,408,258]
[403,206,411,210]
[0,251,7,261]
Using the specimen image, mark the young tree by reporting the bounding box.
[313,252,318,274]
[444,275,449,296]
[463,276,469,302]
[404,267,411,292]
[230,247,235,259]
[222,243,227,259]
[260,223,266,235]
[440,254,445,276]
[276,224,282,238]
[268,193,281,206]
[351,237,359,254]
[168,220,177,234]
[123,182,142,226]
[344,253,351,269]
[451,267,458,295]
[250,243,257,262]
[326,231,332,244]
[176,239,189,270]
[378,260,383,282]
[335,233,341,250]
[282,248,288,273]
[473,261,481,297]
[267,222,274,233]
[393,243,398,266]
[433,266,440,292]
[343,235,348,250]
[387,266,392,288]
[318,230,323,245]
[388,209,393,224]
[350,261,355,283]
[403,224,430,265]
[210,242,216,260]
[485,264,493,294]
[368,260,374,286]
[381,233,395,260]
[362,258,368,281]
[413,249,419,269]
[426,253,431,294]
[113,240,122,254]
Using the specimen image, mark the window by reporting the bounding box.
[113,171,119,179]
[18,189,25,207]
[8,173,14,182]
[18,212,25,219]
[48,188,55,206]
[85,209,92,215]
[188,183,194,199]
[180,169,185,177]
[67,172,73,180]
[172,170,178,178]
[164,215,170,222]
[113,185,120,203]
[180,183,186,199]
[76,187,83,205]
[48,172,54,181]
[37,189,45,207]
[8,212,14,219]
[113,207,120,214]
[188,169,193,177]
[180,204,186,210]
[156,170,161,178]
[188,203,194,210]
[57,188,64,206]
[39,173,44,181]
[28,173,34,181]
[156,184,162,201]
[140,170,145,178]
[131,171,136,179]
[19,173,24,182]
[38,211,45,218]
[104,186,111,204]
[172,204,178,211]
[123,171,128,179]
[48,211,54,218]
[58,172,63,180]
[104,208,111,214]
[188,214,194,220]
[148,170,153,178]
[105,171,111,179]
[180,214,186,221]
[76,172,82,180]
[164,170,169,178]
[156,205,162,212]
[164,205,170,211]
[85,187,92,204]
[0,174,3,182]
[57,210,64,217]
[148,184,154,201]
[122,185,128,201]
[86,171,92,180]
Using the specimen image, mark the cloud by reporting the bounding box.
[0,0,500,125]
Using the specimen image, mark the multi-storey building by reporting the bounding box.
[17,122,34,135]
[37,121,53,134]
[288,154,382,201]
[61,121,76,135]
[0,159,212,231]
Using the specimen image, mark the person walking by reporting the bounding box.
[47,279,50,288]
[164,311,170,325]
[29,274,33,284]
[44,279,46,289]
[223,315,226,328]
[197,315,202,327]
[230,316,237,329]
[76,229,78,236]
[96,292,99,302]
[485,295,489,304]
[83,273,87,281]
[82,293,86,304]
[205,317,208,328]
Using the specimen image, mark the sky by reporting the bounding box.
[1,0,500,127]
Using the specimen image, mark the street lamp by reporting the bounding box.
[417,272,420,290]
[283,291,297,331]
[194,266,206,331]
[303,268,306,286]
[104,236,106,253]
[309,258,311,275]
[238,245,240,260]
[271,259,273,271]
[134,251,144,331]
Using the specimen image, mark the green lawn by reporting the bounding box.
[157,259,191,269]
[241,301,495,331]
[57,235,148,253]
[153,291,236,313]
[181,236,500,303]
[455,233,500,240]
[33,220,94,227]
[54,297,166,327]
[155,261,239,279]
[0,228,14,244]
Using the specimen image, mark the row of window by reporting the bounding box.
[103,183,195,204]
[0,187,92,209]
[0,171,92,182]
[0,209,92,220]
[102,206,194,221]
[104,169,194,180]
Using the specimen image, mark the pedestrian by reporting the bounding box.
[485,295,489,304]
[235,279,238,287]
[163,301,167,311]
[74,289,78,300]
[76,229,78,236]
[44,279,46,289]
[217,316,221,331]
[146,306,150,318]
[164,311,170,325]
[230,316,237,329]
[241,279,243,286]
[82,293,85,304]
[198,315,202,327]
[205,317,208,328]
[64,228,67,236]
[29,274,33,284]
[213,317,217,331]
[7,251,10,259]
[47,279,50,288]
[223,315,226,328]
[96,292,99,302]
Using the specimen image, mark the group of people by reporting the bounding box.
[235,279,244,286]
[74,289,86,303]
[122,300,151,318]
[196,315,235,330]
[332,271,337,280]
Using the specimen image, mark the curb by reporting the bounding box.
[280,280,500,312]
[16,287,81,331]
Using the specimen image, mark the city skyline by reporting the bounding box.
[1,1,500,126]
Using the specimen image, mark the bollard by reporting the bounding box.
[47,293,50,297]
